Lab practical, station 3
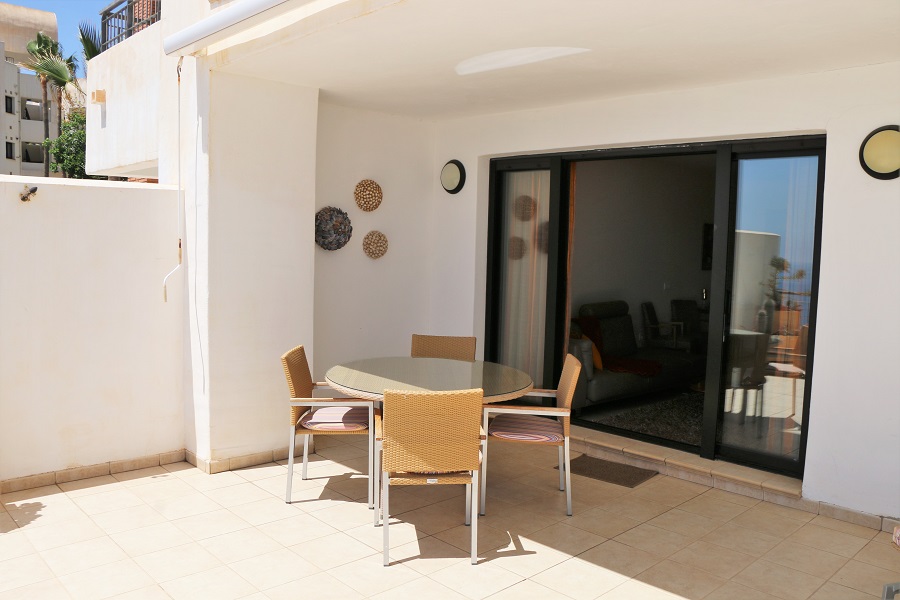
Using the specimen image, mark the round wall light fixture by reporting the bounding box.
[859,125,900,180]
[440,160,466,194]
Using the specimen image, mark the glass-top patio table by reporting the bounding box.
[325,357,534,403]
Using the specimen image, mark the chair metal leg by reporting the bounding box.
[465,483,472,525]
[382,472,390,566]
[471,470,479,565]
[479,411,489,516]
[302,435,310,479]
[285,427,296,503]
[558,446,565,491]
[367,408,374,509]
[373,441,382,526]
[564,437,572,516]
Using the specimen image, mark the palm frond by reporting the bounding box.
[20,54,75,90]
[78,21,102,62]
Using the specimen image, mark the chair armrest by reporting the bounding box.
[483,404,570,418]
[289,398,373,408]
[527,388,557,397]
[374,409,383,441]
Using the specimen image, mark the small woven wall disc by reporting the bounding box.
[315,206,352,251]
[514,195,536,221]
[363,230,388,259]
[508,236,527,260]
[355,179,383,211]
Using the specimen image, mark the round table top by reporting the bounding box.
[324,357,534,403]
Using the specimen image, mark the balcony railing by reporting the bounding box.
[100,0,161,52]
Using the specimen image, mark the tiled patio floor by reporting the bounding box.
[2,435,898,599]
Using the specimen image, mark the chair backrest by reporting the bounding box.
[671,299,700,336]
[640,302,660,340]
[382,388,483,474]
[281,345,314,428]
[410,334,476,361]
[556,353,582,436]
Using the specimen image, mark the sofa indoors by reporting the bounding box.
[568,301,705,413]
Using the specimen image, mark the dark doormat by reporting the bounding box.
[557,455,657,488]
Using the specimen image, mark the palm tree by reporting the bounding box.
[78,20,102,70]
[20,32,78,176]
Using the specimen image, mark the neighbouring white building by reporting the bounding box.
[0,3,59,176]
[26,0,897,529]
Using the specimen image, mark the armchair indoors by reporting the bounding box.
[671,299,706,353]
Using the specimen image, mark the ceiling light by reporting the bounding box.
[455,47,590,76]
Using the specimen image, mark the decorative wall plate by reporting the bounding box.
[363,230,388,259]
[315,206,352,250]
[514,195,536,221]
[355,179,383,211]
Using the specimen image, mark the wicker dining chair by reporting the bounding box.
[281,345,375,507]
[480,354,581,516]
[379,388,484,566]
[410,334,477,361]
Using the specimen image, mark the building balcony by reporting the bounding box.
[100,0,161,52]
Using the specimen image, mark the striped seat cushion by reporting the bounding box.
[299,406,369,432]
[489,413,563,443]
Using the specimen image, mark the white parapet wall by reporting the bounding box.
[0,176,183,481]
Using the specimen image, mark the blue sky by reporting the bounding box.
[14,1,111,76]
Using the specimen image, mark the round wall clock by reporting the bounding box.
[440,160,466,194]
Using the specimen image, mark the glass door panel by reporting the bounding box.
[496,170,552,385]
[720,155,819,463]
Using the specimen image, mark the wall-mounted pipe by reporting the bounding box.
[162,56,185,302]
[163,0,299,56]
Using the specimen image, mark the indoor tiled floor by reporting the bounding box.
[2,435,898,599]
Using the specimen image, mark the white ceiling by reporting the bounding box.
[215,0,900,118]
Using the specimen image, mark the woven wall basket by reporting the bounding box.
[355,179,383,212]
[315,206,352,251]
[363,230,388,259]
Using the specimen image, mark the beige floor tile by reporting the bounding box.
[481,538,571,578]
[230,547,319,590]
[219,496,303,527]
[669,539,755,579]
[304,499,376,532]
[197,527,282,564]
[160,564,258,600]
[21,516,105,552]
[281,485,355,513]
[0,578,74,600]
[596,579,684,599]
[58,475,122,497]
[762,540,849,579]
[594,494,670,522]
[531,555,630,599]
[646,507,720,539]
[524,521,605,556]
[0,553,54,593]
[202,482,273,508]
[830,559,900,597]
[478,498,564,536]
[613,523,693,558]
[40,536,128,576]
[577,539,661,578]
[635,558,727,599]
[470,578,572,600]
[289,531,377,570]
[111,522,194,557]
[257,512,339,547]
[322,475,370,501]
[126,479,195,504]
[397,497,469,535]
[853,539,900,571]
[7,502,88,530]
[171,508,251,541]
[1,485,66,505]
[482,478,548,506]
[388,536,468,575]
[232,463,287,482]
[0,512,16,534]
[788,523,872,558]
[313,444,368,463]
[751,499,816,523]
[809,581,877,600]
[0,529,35,561]
[262,571,364,600]
[704,581,782,600]
[370,575,468,599]
[565,506,642,539]
[732,559,826,600]
[697,487,760,507]
[111,467,174,487]
[179,470,248,492]
[678,493,752,522]
[90,504,167,535]
[630,476,709,507]
[133,541,223,583]
[430,559,524,599]
[431,522,510,555]
[809,515,879,540]
[703,521,782,557]
[731,507,806,539]
[147,492,223,521]
[58,558,155,600]
[327,554,421,596]
[108,584,173,599]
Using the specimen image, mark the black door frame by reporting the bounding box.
[486,135,825,477]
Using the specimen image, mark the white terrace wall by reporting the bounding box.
[429,61,900,518]
[0,177,183,480]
